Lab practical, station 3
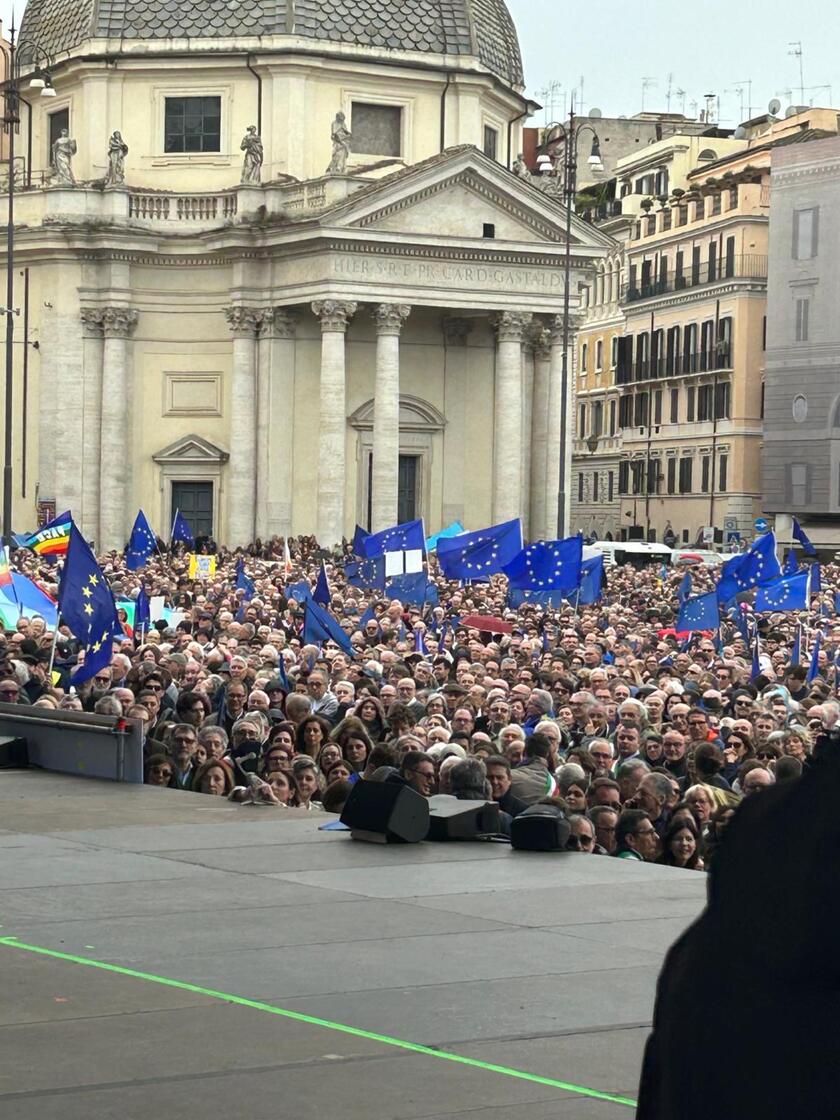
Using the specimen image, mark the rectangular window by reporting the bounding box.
[48,108,70,160]
[608,471,614,501]
[667,457,676,494]
[593,472,599,501]
[793,207,819,260]
[675,249,685,287]
[715,381,730,420]
[618,460,629,494]
[579,403,587,436]
[581,342,589,371]
[725,236,736,277]
[670,388,679,424]
[686,386,695,422]
[609,399,617,435]
[701,455,710,492]
[351,102,402,156]
[483,125,499,161]
[619,395,632,428]
[789,462,809,505]
[593,401,604,436]
[596,339,604,371]
[654,389,663,425]
[647,458,659,494]
[611,337,619,368]
[578,473,585,502]
[698,384,712,422]
[679,458,693,494]
[796,298,810,342]
[719,454,728,492]
[708,242,717,282]
[691,245,701,284]
[164,96,222,153]
[634,392,649,427]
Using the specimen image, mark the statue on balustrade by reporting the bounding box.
[106,132,128,185]
[240,126,263,184]
[326,111,352,175]
[51,129,77,185]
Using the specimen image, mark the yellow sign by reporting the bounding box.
[188,554,217,579]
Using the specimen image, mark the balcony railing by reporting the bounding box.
[623,254,767,303]
[128,191,238,221]
[616,345,732,385]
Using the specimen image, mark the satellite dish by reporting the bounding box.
[589,107,603,119]
[733,126,747,140]
[768,98,781,116]
[785,105,797,117]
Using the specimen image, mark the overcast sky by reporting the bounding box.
[0,0,836,127]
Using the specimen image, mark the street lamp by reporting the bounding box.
[1,27,54,546]
[537,111,603,538]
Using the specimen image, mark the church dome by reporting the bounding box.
[20,0,524,88]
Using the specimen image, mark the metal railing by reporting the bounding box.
[623,254,767,303]
[616,345,732,384]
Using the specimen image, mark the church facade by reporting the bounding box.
[10,0,611,548]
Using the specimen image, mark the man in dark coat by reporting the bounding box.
[637,729,840,1119]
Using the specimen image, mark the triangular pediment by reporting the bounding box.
[153,434,229,464]
[317,145,615,253]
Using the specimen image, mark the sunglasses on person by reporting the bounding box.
[0,687,19,697]
[756,751,777,760]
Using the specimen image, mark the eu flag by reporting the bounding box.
[807,630,823,683]
[362,519,426,558]
[302,599,353,654]
[313,561,331,606]
[135,581,151,635]
[509,588,565,608]
[810,564,821,594]
[171,509,194,547]
[414,628,429,655]
[503,535,582,591]
[352,525,370,557]
[783,549,799,577]
[437,519,523,580]
[359,606,378,631]
[677,571,692,604]
[285,581,312,603]
[754,570,809,612]
[345,555,386,590]
[576,554,605,605]
[125,510,157,571]
[716,533,781,601]
[676,591,720,633]
[58,523,122,685]
[235,559,256,601]
[792,518,817,558]
[386,571,434,605]
[791,624,801,666]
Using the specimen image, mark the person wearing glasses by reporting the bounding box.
[613,809,658,861]
[0,677,24,705]
[400,750,436,798]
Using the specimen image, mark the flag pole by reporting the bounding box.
[46,613,61,679]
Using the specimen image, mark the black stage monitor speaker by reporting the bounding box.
[427,796,500,840]
[510,805,571,851]
[0,735,28,769]
[340,779,429,844]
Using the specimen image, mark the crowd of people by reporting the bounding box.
[3,533,839,869]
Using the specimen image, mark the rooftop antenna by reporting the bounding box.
[536,80,563,125]
[804,82,833,106]
[665,72,674,113]
[689,98,698,119]
[788,41,805,105]
[728,79,753,122]
[675,87,686,114]
[641,76,657,112]
[703,92,717,124]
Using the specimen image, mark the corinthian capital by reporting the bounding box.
[312,300,358,333]
[80,308,105,336]
[372,303,411,336]
[259,309,298,340]
[101,307,138,338]
[225,306,262,337]
[493,311,532,343]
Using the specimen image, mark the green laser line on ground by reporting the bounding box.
[0,935,636,1109]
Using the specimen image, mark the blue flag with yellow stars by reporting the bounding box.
[437,519,523,580]
[313,561,331,606]
[135,581,151,635]
[716,532,781,601]
[503,535,583,591]
[58,523,122,685]
[754,570,809,613]
[171,508,194,547]
[125,509,157,571]
[361,519,426,559]
[676,590,720,633]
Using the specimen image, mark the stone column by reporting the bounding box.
[225,306,261,548]
[80,309,104,546]
[492,312,531,524]
[312,300,357,546]
[258,309,297,539]
[371,303,411,532]
[442,317,472,528]
[521,324,541,539]
[529,327,551,541]
[99,307,138,551]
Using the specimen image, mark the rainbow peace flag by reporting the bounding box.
[0,546,12,589]
[19,511,72,559]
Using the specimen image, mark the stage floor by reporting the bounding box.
[0,772,707,1118]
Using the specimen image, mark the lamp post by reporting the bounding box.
[536,109,603,538]
[1,25,54,546]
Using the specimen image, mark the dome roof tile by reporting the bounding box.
[21,0,523,86]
